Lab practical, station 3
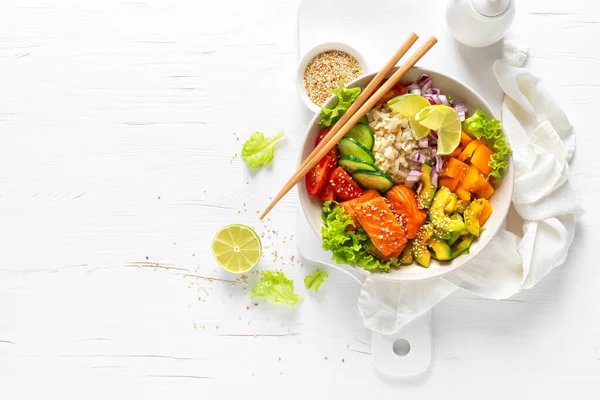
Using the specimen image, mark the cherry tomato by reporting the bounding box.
[307,128,340,197]
[306,152,337,196]
[329,167,364,201]
[318,181,337,201]
[393,83,408,95]
[370,80,409,105]
[315,128,331,146]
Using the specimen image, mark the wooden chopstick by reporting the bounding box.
[260,36,438,220]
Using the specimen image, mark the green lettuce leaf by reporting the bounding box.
[462,110,512,181]
[320,201,399,272]
[319,82,361,127]
[304,269,328,292]
[241,131,285,168]
[250,270,302,305]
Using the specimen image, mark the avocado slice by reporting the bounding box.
[450,234,476,259]
[417,164,436,209]
[429,187,467,235]
[427,237,452,261]
[444,193,457,214]
[464,198,485,236]
[413,224,434,267]
[433,215,462,240]
[447,233,461,246]
[399,240,414,265]
[453,199,469,215]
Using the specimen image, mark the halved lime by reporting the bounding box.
[387,94,432,140]
[212,224,262,273]
[415,105,462,155]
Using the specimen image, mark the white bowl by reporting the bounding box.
[296,42,368,113]
[298,67,514,283]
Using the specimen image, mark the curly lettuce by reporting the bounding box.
[321,201,399,272]
[241,131,285,168]
[250,270,302,305]
[319,82,361,128]
[462,110,512,181]
[304,269,328,292]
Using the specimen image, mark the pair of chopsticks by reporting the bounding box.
[260,33,437,220]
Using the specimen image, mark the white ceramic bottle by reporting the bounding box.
[446,0,516,47]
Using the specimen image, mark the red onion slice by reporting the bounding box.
[454,102,467,122]
[434,155,445,173]
[416,74,430,85]
[404,169,423,189]
[431,171,439,188]
[421,79,433,95]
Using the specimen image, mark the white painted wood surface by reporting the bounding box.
[0,0,598,398]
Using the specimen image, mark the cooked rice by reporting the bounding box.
[367,104,428,184]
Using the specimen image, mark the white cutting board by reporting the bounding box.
[296,0,503,376]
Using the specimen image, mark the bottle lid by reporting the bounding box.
[470,0,511,17]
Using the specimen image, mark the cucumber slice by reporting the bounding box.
[359,115,369,125]
[339,155,378,174]
[338,137,375,164]
[345,123,374,150]
[352,170,394,192]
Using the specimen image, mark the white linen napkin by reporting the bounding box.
[358,42,584,334]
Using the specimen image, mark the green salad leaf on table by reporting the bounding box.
[250,270,303,305]
[304,269,328,292]
[321,201,400,272]
[319,82,362,128]
[462,110,512,181]
[241,131,285,168]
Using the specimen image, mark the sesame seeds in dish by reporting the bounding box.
[303,50,363,106]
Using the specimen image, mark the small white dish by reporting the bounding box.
[296,42,368,114]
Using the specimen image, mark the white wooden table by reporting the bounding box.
[0,0,598,398]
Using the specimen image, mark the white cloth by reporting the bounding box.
[358,42,584,334]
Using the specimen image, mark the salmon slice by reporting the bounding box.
[340,189,380,230]
[355,197,408,258]
[386,185,427,239]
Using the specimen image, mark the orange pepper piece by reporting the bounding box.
[439,177,459,192]
[448,146,463,158]
[471,144,494,175]
[460,131,474,147]
[443,157,469,180]
[458,139,485,162]
[473,178,495,199]
[479,199,493,226]
[462,164,481,192]
[455,181,471,201]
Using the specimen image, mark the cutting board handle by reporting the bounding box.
[370,310,432,376]
[296,212,433,376]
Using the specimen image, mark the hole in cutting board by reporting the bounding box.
[392,339,410,356]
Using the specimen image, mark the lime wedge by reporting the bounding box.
[409,118,431,140]
[212,224,262,273]
[415,105,462,155]
[387,94,432,140]
[388,94,431,117]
